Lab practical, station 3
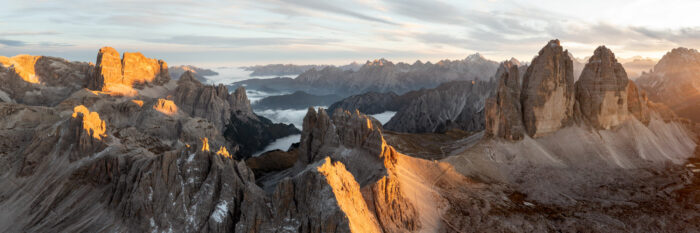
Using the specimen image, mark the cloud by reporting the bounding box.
[262,0,397,25]
[3,31,61,36]
[147,35,341,47]
[0,39,26,47]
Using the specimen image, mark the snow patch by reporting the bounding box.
[211,200,228,223]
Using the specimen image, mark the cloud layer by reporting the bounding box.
[1,0,699,66]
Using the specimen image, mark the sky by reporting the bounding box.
[1,0,700,67]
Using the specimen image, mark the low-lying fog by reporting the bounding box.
[203,68,396,157]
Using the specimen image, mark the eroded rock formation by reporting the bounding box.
[521,39,576,137]
[574,46,630,129]
[0,55,91,106]
[485,61,524,140]
[487,41,653,140]
[637,47,700,122]
[384,80,495,133]
[88,47,170,95]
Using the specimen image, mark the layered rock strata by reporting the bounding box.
[485,60,524,140]
[575,46,630,129]
[487,41,652,140]
[520,39,576,137]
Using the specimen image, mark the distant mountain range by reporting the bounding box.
[637,47,700,122]
[169,65,219,83]
[232,54,501,96]
[241,62,361,77]
[252,91,343,110]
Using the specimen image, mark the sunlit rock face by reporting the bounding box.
[0,55,91,106]
[575,46,630,129]
[0,55,41,84]
[153,98,178,116]
[521,39,576,137]
[254,157,383,233]
[88,47,170,96]
[485,60,524,140]
[285,108,421,232]
[72,105,107,139]
[637,47,700,122]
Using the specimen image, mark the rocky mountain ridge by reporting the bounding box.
[232,55,500,96]
[637,47,700,122]
[242,62,362,76]
[2,40,700,233]
[486,40,651,139]
[169,65,218,83]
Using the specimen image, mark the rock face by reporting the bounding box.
[574,46,630,129]
[327,80,496,134]
[637,47,700,122]
[253,91,343,110]
[521,40,576,137]
[485,61,524,140]
[174,71,299,158]
[487,41,653,140]
[288,108,421,232]
[385,80,495,133]
[88,47,170,95]
[233,55,499,96]
[169,65,217,83]
[626,81,651,124]
[328,92,400,115]
[0,55,91,106]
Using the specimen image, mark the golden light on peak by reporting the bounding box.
[0,55,41,84]
[131,99,144,107]
[216,146,231,158]
[201,137,210,152]
[153,99,178,115]
[71,105,107,140]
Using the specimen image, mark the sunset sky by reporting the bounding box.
[2,0,699,66]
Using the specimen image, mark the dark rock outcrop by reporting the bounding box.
[385,80,495,133]
[521,39,576,137]
[328,92,401,116]
[174,71,299,158]
[253,91,343,110]
[169,65,217,83]
[485,61,524,140]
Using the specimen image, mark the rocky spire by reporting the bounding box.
[177,70,201,86]
[626,81,650,125]
[485,60,524,140]
[521,39,575,137]
[88,47,171,95]
[575,46,630,129]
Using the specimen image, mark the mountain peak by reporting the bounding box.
[365,58,393,66]
[508,57,521,66]
[651,47,700,73]
[466,53,486,62]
